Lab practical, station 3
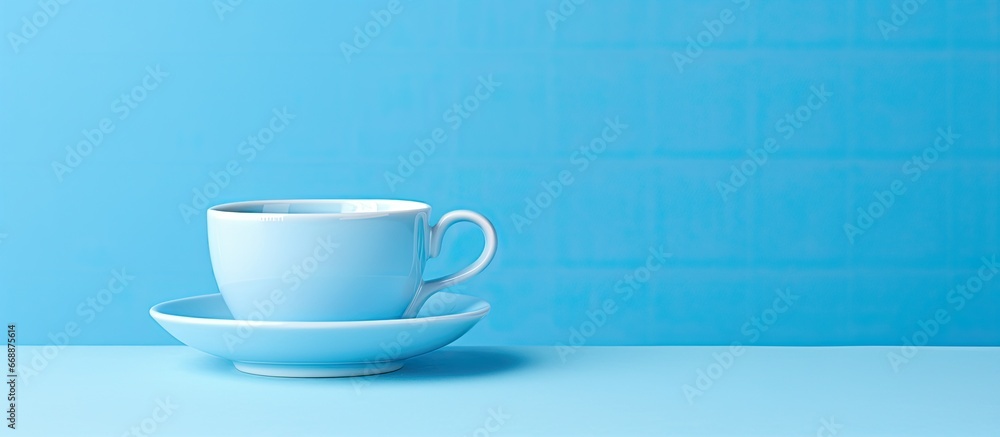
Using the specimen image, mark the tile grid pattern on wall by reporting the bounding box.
[0,0,997,346]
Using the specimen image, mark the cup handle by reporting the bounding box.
[401,210,498,318]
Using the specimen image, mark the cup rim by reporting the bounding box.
[208,199,431,219]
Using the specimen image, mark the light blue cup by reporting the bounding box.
[207,199,497,322]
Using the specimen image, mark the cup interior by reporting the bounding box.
[210,199,429,215]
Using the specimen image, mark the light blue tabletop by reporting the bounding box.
[12,346,999,436]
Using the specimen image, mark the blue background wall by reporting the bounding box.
[1,0,998,346]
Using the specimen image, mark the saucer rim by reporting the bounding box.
[149,292,490,329]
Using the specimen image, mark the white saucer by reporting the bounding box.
[150,292,489,377]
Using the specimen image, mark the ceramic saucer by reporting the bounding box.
[150,292,489,377]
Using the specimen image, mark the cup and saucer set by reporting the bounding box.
[150,199,497,378]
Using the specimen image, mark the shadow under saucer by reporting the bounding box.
[377,346,532,380]
[178,346,532,382]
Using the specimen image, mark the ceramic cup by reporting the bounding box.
[207,199,497,322]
